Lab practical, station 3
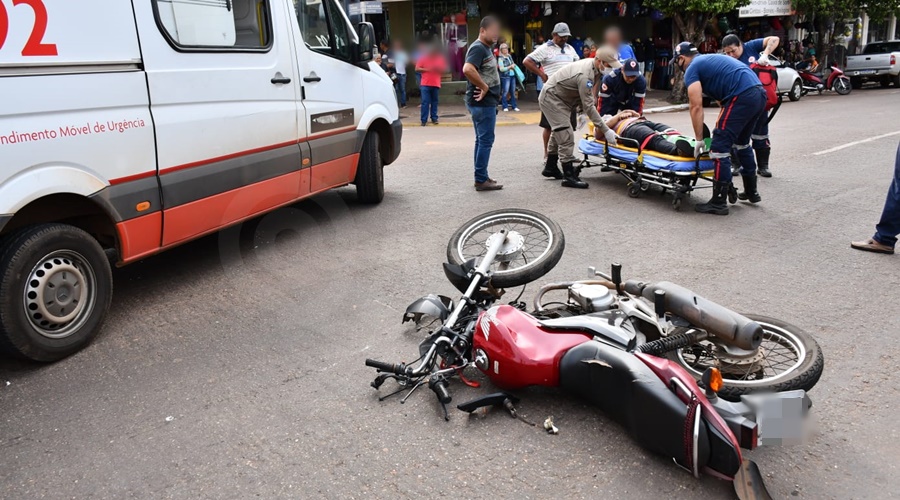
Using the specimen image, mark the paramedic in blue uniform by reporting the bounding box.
[598,58,646,116]
[722,34,780,178]
[673,42,767,215]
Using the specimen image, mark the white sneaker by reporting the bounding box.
[503,108,509,112]
[514,107,520,112]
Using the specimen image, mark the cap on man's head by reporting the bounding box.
[670,41,699,64]
[622,58,641,77]
[552,22,571,37]
[594,46,623,69]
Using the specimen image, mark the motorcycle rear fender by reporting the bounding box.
[559,341,717,475]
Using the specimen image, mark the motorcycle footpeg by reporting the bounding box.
[457,392,519,413]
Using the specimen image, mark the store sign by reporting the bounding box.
[348,1,382,15]
[738,0,792,18]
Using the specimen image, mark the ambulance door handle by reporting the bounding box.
[303,73,322,83]
[271,71,292,84]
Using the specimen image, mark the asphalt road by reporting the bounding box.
[3,87,900,499]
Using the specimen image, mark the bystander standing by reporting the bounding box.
[415,44,446,126]
[852,142,900,254]
[462,16,503,191]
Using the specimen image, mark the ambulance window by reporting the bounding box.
[295,0,352,60]
[154,0,273,50]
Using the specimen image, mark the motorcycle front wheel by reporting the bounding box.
[666,314,824,401]
[446,209,564,289]
[834,76,852,95]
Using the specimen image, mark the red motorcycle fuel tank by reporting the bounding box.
[472,305,591,389]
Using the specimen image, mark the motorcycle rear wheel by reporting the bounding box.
[665,314,824,401]
[446,209,564,289]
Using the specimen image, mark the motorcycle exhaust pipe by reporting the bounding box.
[624,281,762,350]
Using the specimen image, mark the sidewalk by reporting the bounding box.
[398,89,685,128]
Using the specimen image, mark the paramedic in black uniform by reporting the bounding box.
[597,58,647,116]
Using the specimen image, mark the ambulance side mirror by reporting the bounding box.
[354,22,375,67]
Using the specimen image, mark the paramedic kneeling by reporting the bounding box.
[539,46,621,189]
[598,58,647,116]
[674,42,767,215]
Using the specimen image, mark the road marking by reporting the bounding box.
[818,99,831,103]
[812,130,900,156]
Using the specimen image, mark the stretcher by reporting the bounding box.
[577,135,716,211]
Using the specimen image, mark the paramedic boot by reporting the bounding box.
[561,162,589,189]
[695,182,730,215]
[542,154,563,179]
[755,147,772,177]
[738,175,762,203]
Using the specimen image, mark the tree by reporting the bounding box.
[646,0,751,102]
[792,0,900,61]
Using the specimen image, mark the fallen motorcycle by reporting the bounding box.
[366,209,823,499]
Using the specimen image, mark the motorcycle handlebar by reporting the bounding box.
[365,358,406,374]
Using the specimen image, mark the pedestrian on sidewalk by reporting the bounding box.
[523,22,579,175]
[416,44,446,126]
[392,39,410,108]
[852,141,900,254]
[604,26,635,62]
[462,15,503,191]
[497,43,520,112]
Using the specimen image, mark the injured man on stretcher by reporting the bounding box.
[593,110,696,158]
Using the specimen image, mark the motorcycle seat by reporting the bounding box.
[539,310,638,347]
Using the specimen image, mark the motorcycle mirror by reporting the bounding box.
[457,392,520,413]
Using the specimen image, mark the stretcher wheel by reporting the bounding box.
[627,184,641,198]
[639,181,651,193]
[672,195,683,211]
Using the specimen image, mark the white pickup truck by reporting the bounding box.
[845,40,900,88]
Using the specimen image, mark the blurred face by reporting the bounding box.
[723,43,743,59]
[605,30,622,47]
[583,47,590,56]
[623,74,637,84]
[392,41,403,52]
[500,44,509,54]
[482,23,500,44]
[552,33,569,47]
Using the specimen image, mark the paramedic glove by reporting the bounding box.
[757,54,770,66]
[604,129,618,145]
[694,141,707,158]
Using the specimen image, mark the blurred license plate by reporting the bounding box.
[742,390,811,446]
[855,70,876,75]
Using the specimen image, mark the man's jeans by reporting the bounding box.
[874,141,900,247]
[420,85,439,124]
[500,76,517,109]
[467,104,496,183]
[394,73,407,106]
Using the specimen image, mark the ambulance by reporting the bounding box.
[0,0,402,361]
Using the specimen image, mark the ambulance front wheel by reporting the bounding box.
[355,131,385,204]
[0,224,113,362]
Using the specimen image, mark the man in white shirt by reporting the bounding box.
[392,40,410,108]
[523,22,580,178]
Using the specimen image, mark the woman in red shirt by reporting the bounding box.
[415,45,447,126]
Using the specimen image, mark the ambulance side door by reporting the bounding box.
[133,0,305,247]
[288,0,365,192]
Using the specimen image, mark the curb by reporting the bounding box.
[401,103,688,128]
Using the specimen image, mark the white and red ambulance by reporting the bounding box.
[0,0,401,361]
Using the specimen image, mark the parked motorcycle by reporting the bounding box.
[794,62,852,96]
[365,209,823,499]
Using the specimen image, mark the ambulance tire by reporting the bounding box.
[0,224,113,362]
[355,131,384,204]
